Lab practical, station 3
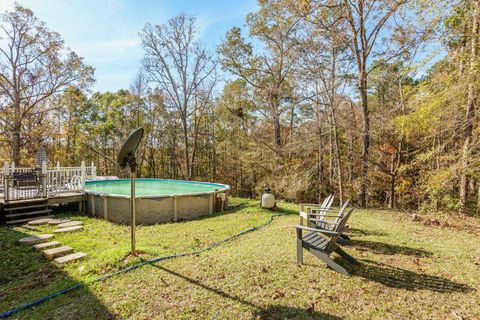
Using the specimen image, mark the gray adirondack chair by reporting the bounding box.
[295,203,358,276]
[299,195,334,226]
[300,198,352,244]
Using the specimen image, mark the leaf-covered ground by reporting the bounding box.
[0,199,479,319]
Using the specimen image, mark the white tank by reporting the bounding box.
[261,191,275,209]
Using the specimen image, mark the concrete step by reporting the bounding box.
[33,241,61,251]
[54,252,87,264]
[7,215,55,225]
[54,225,83,233]
[57,221,83,228]
[4,203,49,211]
[43,246,73,259]
[7,209,52,219]
[18,234,53,245]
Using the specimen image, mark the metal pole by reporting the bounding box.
[130,170,136,253]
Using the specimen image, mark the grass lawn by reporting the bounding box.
[0,198,479,319]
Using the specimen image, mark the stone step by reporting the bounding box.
[26,217,55,225]
[18,234,53,245]
[54,225,83,233]
[48,219,71,225]
[33,241,61,250]
[54,252,87,264]
[43,246,73,259]
[57,221,83,228]
[7,209,52,219]
[6,215,55,225]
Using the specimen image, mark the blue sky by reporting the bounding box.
[0,0,257,92]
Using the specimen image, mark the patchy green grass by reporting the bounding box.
[0,198,479,319]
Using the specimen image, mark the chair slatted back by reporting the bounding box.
[332,199,350,224]
[314,199,349,228]
[311,195,334,217]
[325,207,353,253]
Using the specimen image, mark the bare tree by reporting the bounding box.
[129,69,150,176]
[141,13,217,180]
[0,5,94,165]
[341,0,407,208]
[219,0,303,148]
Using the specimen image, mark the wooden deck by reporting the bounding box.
[0,191,87,209]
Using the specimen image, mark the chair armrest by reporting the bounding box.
[299,203,323,207]
[316,208,343,213]
[310,219,340,225]
[300,211,339,218]
[299,203,341,208]
[294,225,339,235]
[307,213,343,218]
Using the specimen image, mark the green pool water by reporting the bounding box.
[85,179,228,197]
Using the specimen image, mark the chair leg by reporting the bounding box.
[335,247,359,265]
[336,237,350,245]
[296,229,303,265]
[341,234,351,240]
[316,252,349,276]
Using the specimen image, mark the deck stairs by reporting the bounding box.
[3,199,53,225]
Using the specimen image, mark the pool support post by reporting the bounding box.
[131,170,136,253]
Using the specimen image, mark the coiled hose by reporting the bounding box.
[0,211,283,318]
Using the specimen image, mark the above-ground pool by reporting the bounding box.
[85,179,230,225]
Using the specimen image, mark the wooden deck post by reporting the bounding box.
[91,161,97,180]
[4,162,9,202]
[81,161,86,190]
[56,161,60,190]
[42,161,47,198]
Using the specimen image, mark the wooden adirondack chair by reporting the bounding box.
[300,198,352,244]
[299,195,334,226]
[295,204,358,276]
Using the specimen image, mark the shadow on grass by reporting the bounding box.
[149,263,341,320]
[350,239,432,257]
[350,259,474,293]
[0,226,113,319]
[347,227,387,237]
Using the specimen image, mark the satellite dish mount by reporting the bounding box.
[117,128,144,254]
[87,127,145,255]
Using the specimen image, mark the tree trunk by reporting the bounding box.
[12,101,21,165]
[477,181,480,214]
[359,69,369,208]
[273,112,282,146]
[328,118,334,193]
[460,0,479,213]
[317,111,324,202]
[389,173,396,209]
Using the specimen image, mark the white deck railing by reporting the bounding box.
[1,161,97,201]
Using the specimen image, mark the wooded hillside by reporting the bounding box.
[1,1,479,214]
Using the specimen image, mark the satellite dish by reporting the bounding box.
[117,128,144,171]
[86,127,145,255]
